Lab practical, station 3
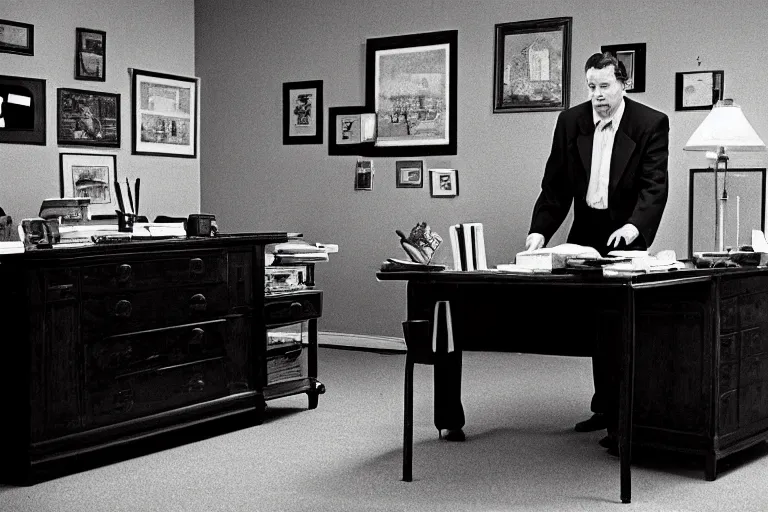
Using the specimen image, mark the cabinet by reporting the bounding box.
[0,234,287,484]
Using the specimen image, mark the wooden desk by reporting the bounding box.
[378,267,768,503]
[0,234,289,484]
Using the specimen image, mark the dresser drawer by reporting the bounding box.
[264,291,322,325]
[88,357,229,426]
[81,251,227,294]
[86,319,229,381]
[82,284,229,336]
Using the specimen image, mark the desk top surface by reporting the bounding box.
[376,266,768,288]
[0,232,288,263]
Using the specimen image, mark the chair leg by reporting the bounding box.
[403,355,414,482]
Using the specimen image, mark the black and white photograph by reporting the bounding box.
[75,28,106,81]
[59,152,118,215]
[395,159,424,188]
[0,19,34,56]
[429,168,458,197]
[57,88,120,147]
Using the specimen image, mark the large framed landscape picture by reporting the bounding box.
[365,29,457,157]
[131,68,198,158]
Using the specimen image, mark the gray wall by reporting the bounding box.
[0,0,198,223]
[194,0,768,337]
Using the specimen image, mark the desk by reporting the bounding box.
[378,267,768,503]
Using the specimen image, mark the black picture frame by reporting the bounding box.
[676,70,724,111]
[0,74,46,145]
[429,168,459,198]
[75,28,106,82]
[493,17,572,113]
[600,42,646,93]
[0,19,34,56]
[328,106,375,155]
[131,68,198,158]
[283,80,323,145]
[688,168,766,257]
[395,160,424,188]
[365,29,458,157]
[57,88,120,148]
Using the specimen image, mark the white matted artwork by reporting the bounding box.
[131,68,198,157]
[59,152,118,215]
[429,168,458,197]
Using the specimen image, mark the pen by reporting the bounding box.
[114,181,126,213]
[126,178,135,214]
[135,178,140,217]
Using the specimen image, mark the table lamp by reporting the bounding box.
[684,99,766,252]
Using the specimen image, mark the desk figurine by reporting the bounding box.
[0,207,13,241]
[396,222,442,265]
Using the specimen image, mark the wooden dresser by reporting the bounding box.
[0,233,316,484]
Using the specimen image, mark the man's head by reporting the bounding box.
[584,52,627,119]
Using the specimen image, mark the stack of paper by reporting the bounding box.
[0,241,24,254]
[268,241,336,264]
[449,222,487,271]
[515,244,601,271]
[132,222,187,238]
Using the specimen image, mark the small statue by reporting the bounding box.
[396,222,442,265]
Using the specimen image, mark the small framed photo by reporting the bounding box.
[59,153,118,216]
[675,70,724,111]
[395,160,424,188]
[283,80,323,145]
[0,19,34,56]
[355,159,374,191]
[131,68,198,157]
[75,28,106,81]
[328,106,376,155]
[600,43,646,93]
[0,74,46,145]
[429,168,458,198]
[57,88,120,147]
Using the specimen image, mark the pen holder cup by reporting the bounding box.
[117,212,135,233]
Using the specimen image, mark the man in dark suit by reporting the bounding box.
[436,52,669,448]
[525,52,669,448]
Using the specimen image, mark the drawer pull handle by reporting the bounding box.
[117,264,132,282]
[114,299,133,318]
[187,374,205,392]
[189,328,205,353]
[47,283,75,300]
[189,293,207,312]
[190,258,205,275]
[290,301,303,319]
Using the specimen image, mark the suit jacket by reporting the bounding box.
[529,97,669,251]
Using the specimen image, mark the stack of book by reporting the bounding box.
[449,222,487,271]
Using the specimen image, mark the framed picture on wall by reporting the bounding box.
[328,106,375,155]
[365,29,458,157]
[600,42,646,93]
[675,70,724,111]
[75,28,106,81]
[493,17,572,113]
[429,168,458,198]
[59,153,119,216]
[395,160,424,188]
[131,68,198,157]
[283,80,323,145]
[0,19,34,56]
[57,88,120,147]
[0,74,46,145]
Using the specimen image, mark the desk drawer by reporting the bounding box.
[82,284,229,336]
[88,357,229,426]
[264,291,322,325]
[86,319,229,381]
[81,251,227,294]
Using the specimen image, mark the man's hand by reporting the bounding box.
[607,224,639,248]
[525,233,545,251]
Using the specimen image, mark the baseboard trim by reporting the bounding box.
[318,331,406,353]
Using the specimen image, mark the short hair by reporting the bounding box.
[585,52,628,84]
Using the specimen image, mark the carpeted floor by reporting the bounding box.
[1,347,767,512]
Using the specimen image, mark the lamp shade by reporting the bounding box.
[683,99,766,152]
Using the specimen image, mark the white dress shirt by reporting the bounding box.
[586,99,625,209]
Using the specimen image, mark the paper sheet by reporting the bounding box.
[752,230,768,252]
